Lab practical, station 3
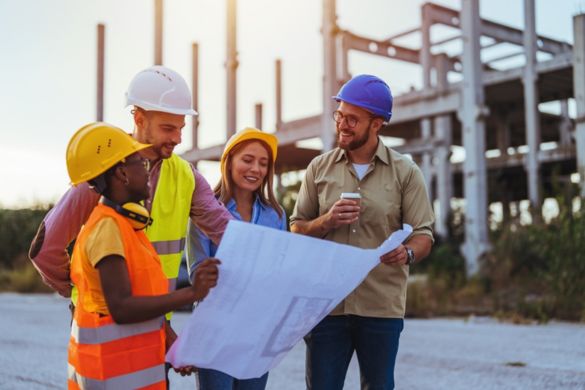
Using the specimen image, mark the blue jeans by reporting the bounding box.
[304,315,404,390]
[197,368,268,390]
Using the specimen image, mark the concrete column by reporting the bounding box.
[191,43,199,151]
[275,59,283,131]
[421,121,433,199]
[322,0,337,152]
[435,54,453,239]
[495,114,511,224]
[523,0,542,219]
[573,14,585,198]
[459,0,490,277]
[255,103,263,130]
[420,3,434,200]
[96,24,105,122]
[226,0,238,138]
[559,100,573,146]
[338,33,350,82]
[154,0,163,65]
[496,113,511,154]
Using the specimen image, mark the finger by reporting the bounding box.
[340,205,360,213]
[380,252,402,263]
[336,199,358,207]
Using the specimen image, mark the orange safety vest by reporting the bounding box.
[68,204,168,390]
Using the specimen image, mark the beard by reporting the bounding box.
[337,122,372,151]
[144,124,175,159]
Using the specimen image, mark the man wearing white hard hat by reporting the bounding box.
[29,66,233,373]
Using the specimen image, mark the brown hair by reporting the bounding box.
[214,139,283,218]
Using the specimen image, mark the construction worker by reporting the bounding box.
[189,128,287,389]
[29,64,232,383]
[291,75,434,389]
[65,122,220,389]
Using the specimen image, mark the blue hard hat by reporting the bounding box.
[332,74,393,121]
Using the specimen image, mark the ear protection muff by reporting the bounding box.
[102,197,153,230]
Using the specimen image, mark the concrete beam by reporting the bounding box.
[392,87,460,124]
[342,31,459,72]
[425,2,571,55]
[278,115,322,145]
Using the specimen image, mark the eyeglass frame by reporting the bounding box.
[332,110,375,129]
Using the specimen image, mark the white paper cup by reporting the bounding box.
[340,192,361,207]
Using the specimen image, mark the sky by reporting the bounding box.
[0,0,581,208]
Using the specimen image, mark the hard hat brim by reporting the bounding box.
[221,128,279,167]
[126,98,198,116]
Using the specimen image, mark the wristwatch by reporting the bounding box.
[405,246,415,266]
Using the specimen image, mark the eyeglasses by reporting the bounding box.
[123,157,150,171]
[332,110,373,128]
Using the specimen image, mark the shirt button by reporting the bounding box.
[352,229,356,233]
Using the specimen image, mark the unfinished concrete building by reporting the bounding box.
[181,0,585,276]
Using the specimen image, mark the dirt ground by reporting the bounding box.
[1,293,584,389]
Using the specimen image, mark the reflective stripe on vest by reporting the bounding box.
[68,363,165,389]
[150,238,186,255]
[71,317,164,345]
[147,154,194,286]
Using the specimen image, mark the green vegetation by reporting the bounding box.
[2,187,585,323]
[0,207,53,293]
[407,202,585,323]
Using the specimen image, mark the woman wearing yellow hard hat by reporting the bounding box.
[65,122,220,390]
[190,127,286,390]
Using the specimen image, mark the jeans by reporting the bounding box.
[197,368,268,390]
[304,315,404,390]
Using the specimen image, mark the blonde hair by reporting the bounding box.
[214,139,282,218]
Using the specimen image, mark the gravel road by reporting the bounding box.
[1,293,584,389]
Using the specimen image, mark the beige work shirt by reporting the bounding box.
[290,138,435,318]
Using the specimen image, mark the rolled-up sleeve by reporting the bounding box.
[290,163,320,226]
[402,163,435,240]
[28,183,100,297]
[189,168,233,246]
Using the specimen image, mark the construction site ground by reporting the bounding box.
[1,293,584,389]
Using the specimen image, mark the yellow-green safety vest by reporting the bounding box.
[146,153,195,292]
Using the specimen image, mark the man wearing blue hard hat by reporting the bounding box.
[291,74,434,389]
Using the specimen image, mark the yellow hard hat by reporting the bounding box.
[66,122,151,185]
[221,127,278,169]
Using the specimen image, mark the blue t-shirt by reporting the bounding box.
[189,196,287,278]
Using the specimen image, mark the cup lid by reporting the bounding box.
[340,192,361,199]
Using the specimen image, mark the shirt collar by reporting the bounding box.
[334,137,390,166]
[225,195,267,213]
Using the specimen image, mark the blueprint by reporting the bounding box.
[166,220,412,379]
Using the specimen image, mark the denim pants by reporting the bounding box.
[197,368,268,390]
[304,315,404,390]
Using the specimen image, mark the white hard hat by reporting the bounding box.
[125,65,198,116]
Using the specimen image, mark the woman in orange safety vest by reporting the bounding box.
[65,122,220,389]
